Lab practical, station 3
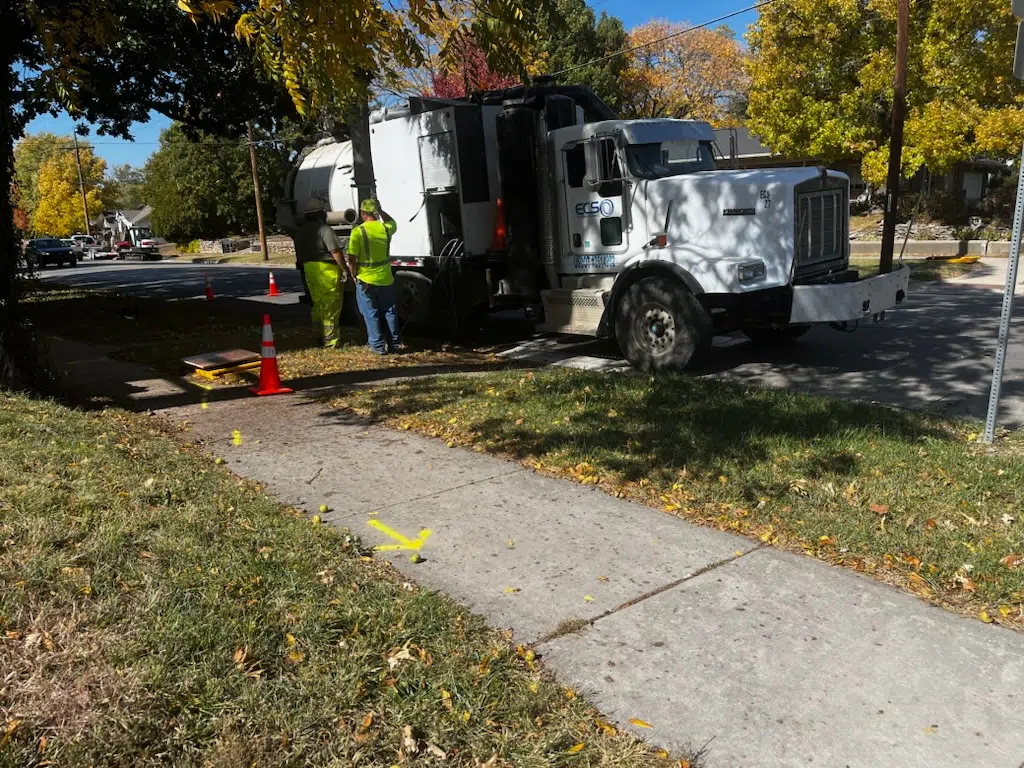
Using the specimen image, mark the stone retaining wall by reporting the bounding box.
[850,240,1013,258]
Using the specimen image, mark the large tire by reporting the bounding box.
[393,270,433,328]
[742,324,812,344]
[614,276,712,372]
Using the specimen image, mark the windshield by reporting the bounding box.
[33,239,64,248]
[134,228,154,239]
[625,140,716,179]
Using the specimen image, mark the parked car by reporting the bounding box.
[25,238,77,268]
[71,234,102,258]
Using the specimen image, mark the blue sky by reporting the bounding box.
[20,0,759,171]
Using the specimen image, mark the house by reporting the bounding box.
[97,206,153,247]
[711,126,1003,203]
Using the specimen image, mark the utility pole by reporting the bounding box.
[247,121,269,262]
[984,0,1024,442]
[878,0,910,274]
[72,133,91,237]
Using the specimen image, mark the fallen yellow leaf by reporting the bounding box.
[980,611,994,624]
[583,595,595,602]
[655,748,670,758]
[565,743,585,754]
[629,718,653,729]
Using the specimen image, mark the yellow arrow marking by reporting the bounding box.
[367,519,432,551]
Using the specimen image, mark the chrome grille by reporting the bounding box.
[796,186,847,278]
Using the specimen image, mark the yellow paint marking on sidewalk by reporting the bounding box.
[367,519,432,551]
[232,430,242,446]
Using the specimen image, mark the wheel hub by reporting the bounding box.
[640,306,675,352]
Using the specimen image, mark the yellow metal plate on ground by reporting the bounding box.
[194,361,262,380]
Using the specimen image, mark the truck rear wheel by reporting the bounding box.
[742,324,812,344]
[394,270,433,327]
[615,276,712,372]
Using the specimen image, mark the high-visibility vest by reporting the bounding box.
[350,220,396,286]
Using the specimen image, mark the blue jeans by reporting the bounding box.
[355,281,400,353]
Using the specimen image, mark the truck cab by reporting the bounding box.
[538,117,908,369]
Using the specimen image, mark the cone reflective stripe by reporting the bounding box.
[268,271,280,297]
[205,273,215,302]
[249,314,293,396]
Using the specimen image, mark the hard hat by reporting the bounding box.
[302,197,326,214]
[360,198,380,215]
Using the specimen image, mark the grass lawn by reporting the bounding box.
[23,284,505,386]
[0,391,686,767]
[332,369,1024,628]
[850,258,979,282]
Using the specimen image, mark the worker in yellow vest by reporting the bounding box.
[288,198,345,348]
[346,198,401,354]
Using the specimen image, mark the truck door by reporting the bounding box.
[562,137,628,271]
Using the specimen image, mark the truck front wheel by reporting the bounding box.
[615,276,712,372]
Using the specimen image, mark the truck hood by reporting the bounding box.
[638,166,848,294]
[678,166,835,186]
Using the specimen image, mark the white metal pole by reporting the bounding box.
[983,141,1024,443]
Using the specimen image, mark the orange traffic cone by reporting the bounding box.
[268,271,280,297]
[490,197,507,250]
[249,314,293,397]
[204,273,215,302]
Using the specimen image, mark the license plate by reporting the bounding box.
[573,254,616,269]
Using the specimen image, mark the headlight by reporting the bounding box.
[738,261,767,283]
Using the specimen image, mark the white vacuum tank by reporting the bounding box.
[290,140,359,226]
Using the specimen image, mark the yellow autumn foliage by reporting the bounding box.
[31,146,110,237]
[620,20,748,124]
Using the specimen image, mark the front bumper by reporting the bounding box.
[789,266,909,324]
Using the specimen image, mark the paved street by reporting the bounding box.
[39,258,306,303]
[41,257,1024,427]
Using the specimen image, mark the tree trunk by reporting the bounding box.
[1,4,47,391]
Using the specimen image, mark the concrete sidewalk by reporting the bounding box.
[49,341,1024,767]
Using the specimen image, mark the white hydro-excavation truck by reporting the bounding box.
[278,84,909,371]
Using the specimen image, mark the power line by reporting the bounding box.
[549,0,776,78]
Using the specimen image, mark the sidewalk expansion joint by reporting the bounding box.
[362,466,529,516]
[536,544,767,646]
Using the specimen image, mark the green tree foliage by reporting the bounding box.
[181,0,549,117]
[33,145,110,237]
[534,0,628,113]
[142,124,289,242]
[747,0,1024,185]
[106,164,147,210]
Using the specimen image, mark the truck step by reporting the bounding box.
[536,289,606,336]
